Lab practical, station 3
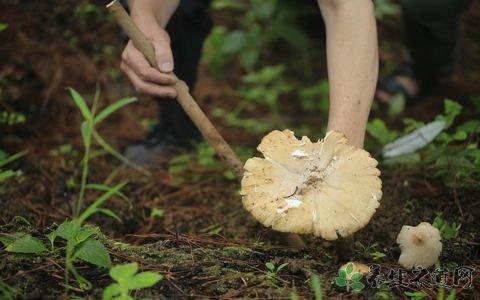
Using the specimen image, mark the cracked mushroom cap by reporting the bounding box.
[396,222,442,269]
[240,129,382,240]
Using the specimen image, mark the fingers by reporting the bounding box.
[122,41,176,84]
[121,62,177,98]
[151,37,174,73]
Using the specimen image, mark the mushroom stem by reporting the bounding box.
[107,0,306,248]
[335,236,354,262]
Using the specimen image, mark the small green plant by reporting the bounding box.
[369,99,480,189]
[204,0,312,75]
[264,261,288,286]
[0,111,26,125]
[373,284,396,299]
[335,262,365,293]
[0,23,8,32]
[0,151,26,184]
[360,242,387,260]
[68,87,141,215]
[168,141,236,182]
[50,182,126,289]
[103,262,162,300]
[432,214,461,240]
[405,290,428,300]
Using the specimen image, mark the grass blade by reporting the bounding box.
[68,87,92,120]
[92,129,150,176]
[77,182,127,224]
[0,150,28,168]
[94,97,137,125]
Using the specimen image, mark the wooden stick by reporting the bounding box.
[106,0,305,249]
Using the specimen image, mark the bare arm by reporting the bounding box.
[121,0,180,98]
[318,0,379,148]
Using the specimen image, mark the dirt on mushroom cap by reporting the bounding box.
[240,129,382,240]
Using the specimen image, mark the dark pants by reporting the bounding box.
[399,0,471,87]
[157,0,212,145]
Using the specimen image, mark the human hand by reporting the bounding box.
[120,22,177,98]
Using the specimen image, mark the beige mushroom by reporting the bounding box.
[240,129,382,240]
[396,222,442,269]
[340,262,371,279]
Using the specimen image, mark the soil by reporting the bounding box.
[0,1,479,299]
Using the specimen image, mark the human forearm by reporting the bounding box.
[318,0,379,148]
[129,0,180,28]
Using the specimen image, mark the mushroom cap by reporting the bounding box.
[396,222,442,269]
[240,129,382,240]
[340,262,371,279]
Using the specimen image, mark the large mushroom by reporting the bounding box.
[396,222,442,269]
[240,129,382,240]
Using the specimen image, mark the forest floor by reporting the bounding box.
[0,1,479,299]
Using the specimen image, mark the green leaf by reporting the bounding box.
[56,220,81,241]
[46,231,57,250]
[75,238,111,268]
[452,130,467,141]
[102,283,121,300]
[0,23,9,32]
[220,30,247,54]
[94,97,137,125]
[351,281,365,292]
[338,269,347,279]
[0,170,17,182]
[127,272,162,290]
[387,92,406,118]
[5,234,47,254]
[367,118,397,145]
[150,208,164,219]
[265,262,275,271]
[457,120,480,133]
[68,88,92,120]
[335,277,346,287]
[351,272,363,282]
[110,262,138,282]
[86,183,130,203]
[0,150,27,168]
[76,226,99,243]
[310,274,323,300]
[81,121,91,148]
[277,263,289,271]
[96,208,122,222]
[345,262,354,274]
[436,99,462,128]
[446,289,457,300]
[0,233,25,247]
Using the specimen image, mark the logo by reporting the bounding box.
[334,262,476,294]
[335,262,365,292]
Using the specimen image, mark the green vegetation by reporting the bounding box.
[103,262,162,300]
[264,261,289,286]
[1,0,478,298]
[367,99,480,189]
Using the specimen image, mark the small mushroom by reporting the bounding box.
[240,130,382,240]
[396,222,442,269]
[340,262,371,279]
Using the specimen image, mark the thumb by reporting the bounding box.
[152,38,174,73]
